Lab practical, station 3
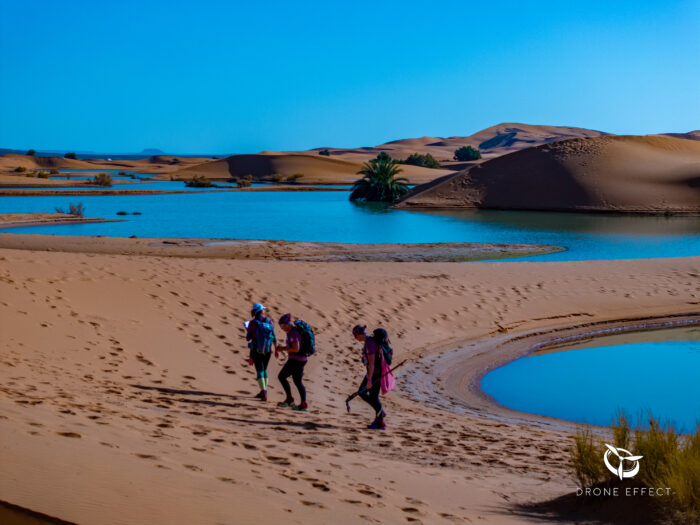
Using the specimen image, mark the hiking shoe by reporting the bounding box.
[261,390,267,402]
[255,390,265,400]
[277,400,296,408]
[293,402,308,412]
[367,419,386,430]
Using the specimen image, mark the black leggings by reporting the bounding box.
[278,359,306,402]
[251,351,271,377]
[359,375,383,417]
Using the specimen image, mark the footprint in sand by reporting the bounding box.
[134,453,158,460]
[56,431,81,438]
[300,501,325,508]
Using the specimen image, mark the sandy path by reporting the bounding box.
[0,249,698,524]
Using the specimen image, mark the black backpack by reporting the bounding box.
[373,328,393,365]
[295,320,316,357]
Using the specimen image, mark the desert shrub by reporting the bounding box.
[570,414,700,521]
[286,173,304,183]
[318,149,330,156]
[242,174,253,181]
[64,152,78,160]
[25,172,37,178]
[37,171,50,178]
[184,175,212,187]
[49,169,59,175]
[237,179,251,188]
[400,152,441,169]
[171,158,181,164]
[571,428,606,487]
[453,145,481,161]
[26,149,36,156]
[55,202,86,217]
[14,166,26,172]
[270,173,284,183]
[86,173,113,186]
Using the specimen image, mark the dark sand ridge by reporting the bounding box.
[396,135,700,214]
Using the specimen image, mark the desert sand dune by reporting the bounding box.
[397,135,700,214]
[0,154,212,174]
[661,130,700,141]
[283,123,611,164]
[0,245,698,524]
[172,153,450,185]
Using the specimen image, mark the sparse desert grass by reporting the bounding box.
[55,202,86,217]
[237,179,251,187]
[14,166,26,172]
[184,175,212,187]
[270,173,284,182]
[37,171,50,178]
[571,413,699,522]
[86,173,113,186]
[286,173,304,183]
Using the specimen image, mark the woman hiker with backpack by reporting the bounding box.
[276,313,315,412]
[352,325,392,429]
[245,303,277,401]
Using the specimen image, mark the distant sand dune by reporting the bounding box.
[173,153,449,185]
[396,135,700,214]
[289,123,612,164]
[0,154,212,174]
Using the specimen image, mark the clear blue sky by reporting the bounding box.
[1,0,698,153]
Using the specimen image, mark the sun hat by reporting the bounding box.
[352,324,367,336]
[252,303,265,315]
[279,313,292,325]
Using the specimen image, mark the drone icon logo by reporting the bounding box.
[603,444,643,480]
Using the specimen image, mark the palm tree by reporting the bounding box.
[349,152,410,202]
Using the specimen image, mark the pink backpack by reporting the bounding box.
[380,356,395,394]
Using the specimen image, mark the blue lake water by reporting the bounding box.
[481,327,700,432]
[0,190,698,261]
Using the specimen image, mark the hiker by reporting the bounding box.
[276,313,315,412]
[245,303,277,401]
[352,325,391,429]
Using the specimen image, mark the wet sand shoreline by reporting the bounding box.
[403,313,700,434]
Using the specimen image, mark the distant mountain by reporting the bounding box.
[140,148,166,155]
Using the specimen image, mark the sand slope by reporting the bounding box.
[0,247,698,524]
[396,135,700,214]
[172,153,449,185]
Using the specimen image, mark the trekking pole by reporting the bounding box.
[345,359,408,413]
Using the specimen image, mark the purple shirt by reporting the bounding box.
[286,327,307,362]
[362,338,378,368]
